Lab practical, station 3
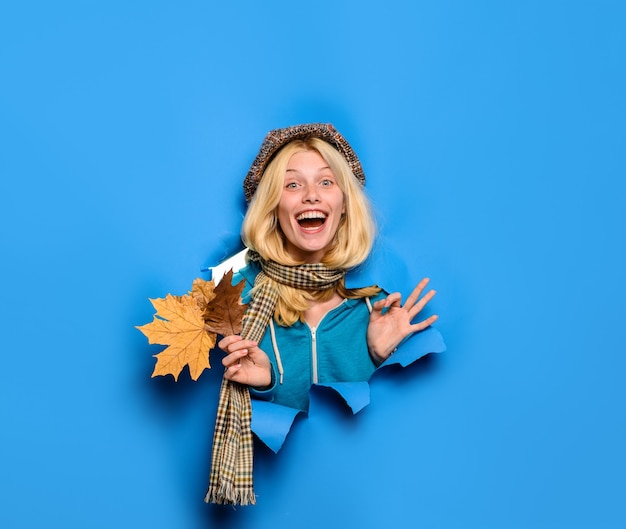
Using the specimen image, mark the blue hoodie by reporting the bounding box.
[234,262,386,411]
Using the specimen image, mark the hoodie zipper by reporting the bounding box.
[306,299,347,384]
[310,327,319,383]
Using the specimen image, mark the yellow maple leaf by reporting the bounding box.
[190,277,216,316]
[136,294,216,381]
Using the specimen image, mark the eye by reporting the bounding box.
[320,179,334,187]
[285,181,299,189]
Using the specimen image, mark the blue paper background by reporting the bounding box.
[1,1,625,528]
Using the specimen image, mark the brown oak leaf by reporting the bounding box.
[203,269,248,336]
[136,294,216,381]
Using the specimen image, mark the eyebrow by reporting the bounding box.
[285,166,332,173]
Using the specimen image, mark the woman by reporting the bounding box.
[220,123,438,411]
[207,123,439,505]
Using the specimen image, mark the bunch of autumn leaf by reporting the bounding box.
[137,270,248,381]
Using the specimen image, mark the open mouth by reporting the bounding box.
[296,211,327,230]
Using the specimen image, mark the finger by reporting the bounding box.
[218,334,242,351]
[222,348,250,368]
[223,362,243,380]
[221,338,258,354]
[384,292,402,308]
[407,289,437,319]
[371,298,388,313]
[230,339,258,352]
[222,351,243,369]
[409,314,439,333]
[370,296,398,318]
[403,278,430,309]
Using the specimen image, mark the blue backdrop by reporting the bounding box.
[1,1,625,528]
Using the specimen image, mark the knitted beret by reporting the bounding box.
[243,123,365,202]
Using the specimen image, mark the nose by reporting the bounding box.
[303,183,320,203]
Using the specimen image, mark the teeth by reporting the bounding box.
[296,211,327,220]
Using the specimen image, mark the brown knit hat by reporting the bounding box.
[243,123,366,202]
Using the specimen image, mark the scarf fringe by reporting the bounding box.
[204,485,256,506]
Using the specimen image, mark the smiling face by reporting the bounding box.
[277,149,345,263]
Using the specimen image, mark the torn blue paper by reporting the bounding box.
[250,325,446,452]
[251,400,304,454]
[315,381,371,414]
[379,327,445,369]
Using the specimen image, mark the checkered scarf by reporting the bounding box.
[205,252,345,505]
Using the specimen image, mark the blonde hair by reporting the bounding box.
[241,138,380,325]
